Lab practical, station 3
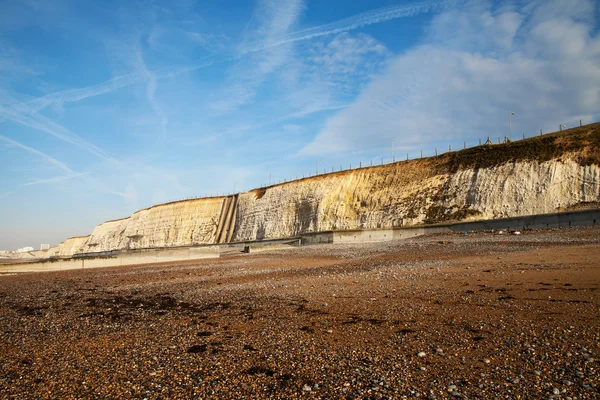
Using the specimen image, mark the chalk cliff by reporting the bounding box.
[232,157,600,241]
[47,123,600,256]
[78,197,225,254]
[53,236,90,257]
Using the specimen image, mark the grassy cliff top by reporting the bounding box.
[439,122,600,173]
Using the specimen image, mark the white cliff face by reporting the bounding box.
[55,236,90,257]
[119,198,224,250]
[84,218,129,253]
[75,198,226,254]
[232,161,447,242]
[441,158,600,219]
[232,157,600,242]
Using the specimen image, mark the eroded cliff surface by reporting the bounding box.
[49,123,600,256]
[438,157,600,220]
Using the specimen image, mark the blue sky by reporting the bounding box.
[1,0,599,250]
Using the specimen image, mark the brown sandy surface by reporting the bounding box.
[1,227,599,399]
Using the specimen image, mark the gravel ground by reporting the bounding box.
[1,226,599,399]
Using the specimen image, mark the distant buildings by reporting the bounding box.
[15,247,35,253]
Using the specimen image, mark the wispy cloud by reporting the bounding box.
[9,0,442,120]
[0,60,213,122]
[135,45,168,136]
[280,32,389,113]
[0,88,181,205]
[209,0,304,115]
[0,0,443,120]
[242,0,448,54]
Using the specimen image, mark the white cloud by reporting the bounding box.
[302,0,600,156]
[300,32,388,98]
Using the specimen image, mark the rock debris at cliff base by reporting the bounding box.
[1,227,599,399]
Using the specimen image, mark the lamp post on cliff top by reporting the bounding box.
[315,159,323,175]
[508,111,515,141]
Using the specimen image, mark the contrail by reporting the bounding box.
[243,0,449,54]
[25,61,214,114]
[27,72,144,113]
[0,135,126,198]
[22,172,90,187]
[0,134,75,173]
[0,103,116,162]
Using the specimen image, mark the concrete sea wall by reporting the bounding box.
[301,209,600,245]
[0,246,220,274]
